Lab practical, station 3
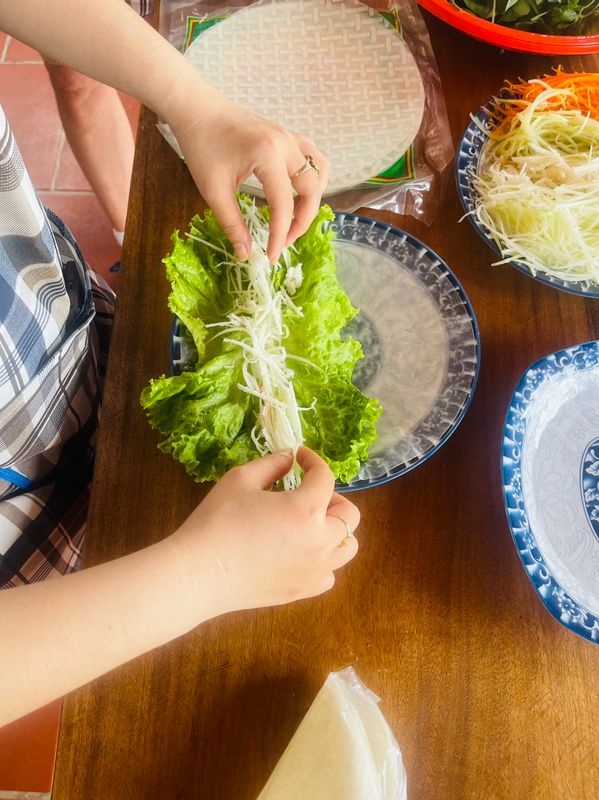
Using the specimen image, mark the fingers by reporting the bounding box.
[254,161,295,262]
[205,156,323,264]
[316,512,359,594]
[294,450,361,553]
[329,532,359,570]
[326,494,360,567]
[232,449,294,490]
[326,494,361,541]
[258,140,327,261]
[196,122,326,262]
[199,171,252,261]
[257,132,327,260]
[295,446,335,505]
[286,146,329,246]
[286,190,322,248]
[306,571,336,597]
[296,449,360,567]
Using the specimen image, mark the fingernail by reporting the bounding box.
[275,448,293,458]
[235,243,249,261]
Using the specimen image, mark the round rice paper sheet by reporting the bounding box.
[184,0,426,196]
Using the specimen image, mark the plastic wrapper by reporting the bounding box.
[256,667,407,800]
[158,0,452,223]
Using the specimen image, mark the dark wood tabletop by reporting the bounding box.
[52,12,599,800]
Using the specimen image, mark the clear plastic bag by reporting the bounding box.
[256,667,408,800]
[159,0,452,223]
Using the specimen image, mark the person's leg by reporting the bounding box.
[44,61,135,238]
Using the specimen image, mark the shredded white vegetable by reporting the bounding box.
[190,199,308,490]
[471,87,599,284]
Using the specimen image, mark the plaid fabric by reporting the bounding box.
[0,105,115,588]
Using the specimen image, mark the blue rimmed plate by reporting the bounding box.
[502,340,599,644]
[172,213,480,491]
[456,103,599,299]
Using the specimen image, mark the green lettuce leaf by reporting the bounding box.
[141,199,381,484]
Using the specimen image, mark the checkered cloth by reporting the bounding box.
[0,104,115,588]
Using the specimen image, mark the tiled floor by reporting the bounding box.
[0,701,61,799]
[0,34,140,289]
[0,35,140,797]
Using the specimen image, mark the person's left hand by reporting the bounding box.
[171,94,329,263]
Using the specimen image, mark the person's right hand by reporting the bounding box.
[170,447,360,619]
[170,96,329,264]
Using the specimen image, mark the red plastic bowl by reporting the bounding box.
[418,0,599,54]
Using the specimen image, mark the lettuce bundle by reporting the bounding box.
[141,198,380,486]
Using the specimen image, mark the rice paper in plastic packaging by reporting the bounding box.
[256,667,407,800]
[158,0,452,223]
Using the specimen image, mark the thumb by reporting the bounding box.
[236,449,295,490]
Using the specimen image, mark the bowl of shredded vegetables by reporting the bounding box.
[456,70,599,297]
[418,0,599,53]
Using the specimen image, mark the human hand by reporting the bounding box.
[171,447,359,618]
[170,95,329,263]
[1,0,328,265]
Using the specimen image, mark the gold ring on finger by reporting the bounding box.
[292,154,320,179]
[330,513,355,547]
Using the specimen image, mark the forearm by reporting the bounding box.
[0,537,213,726]
[0,0,223,126]
[0,448,360,727]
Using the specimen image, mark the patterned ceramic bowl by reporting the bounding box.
[456,102,599,299]
[172,213,480,491]
[502,340,599,644]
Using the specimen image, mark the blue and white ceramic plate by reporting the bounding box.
[502,341,599,644]
[456,103,599,299]
[172,213,480,491]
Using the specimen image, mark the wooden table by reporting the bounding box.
[53,14,599,800]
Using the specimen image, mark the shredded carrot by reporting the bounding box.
[487,68,599,137]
